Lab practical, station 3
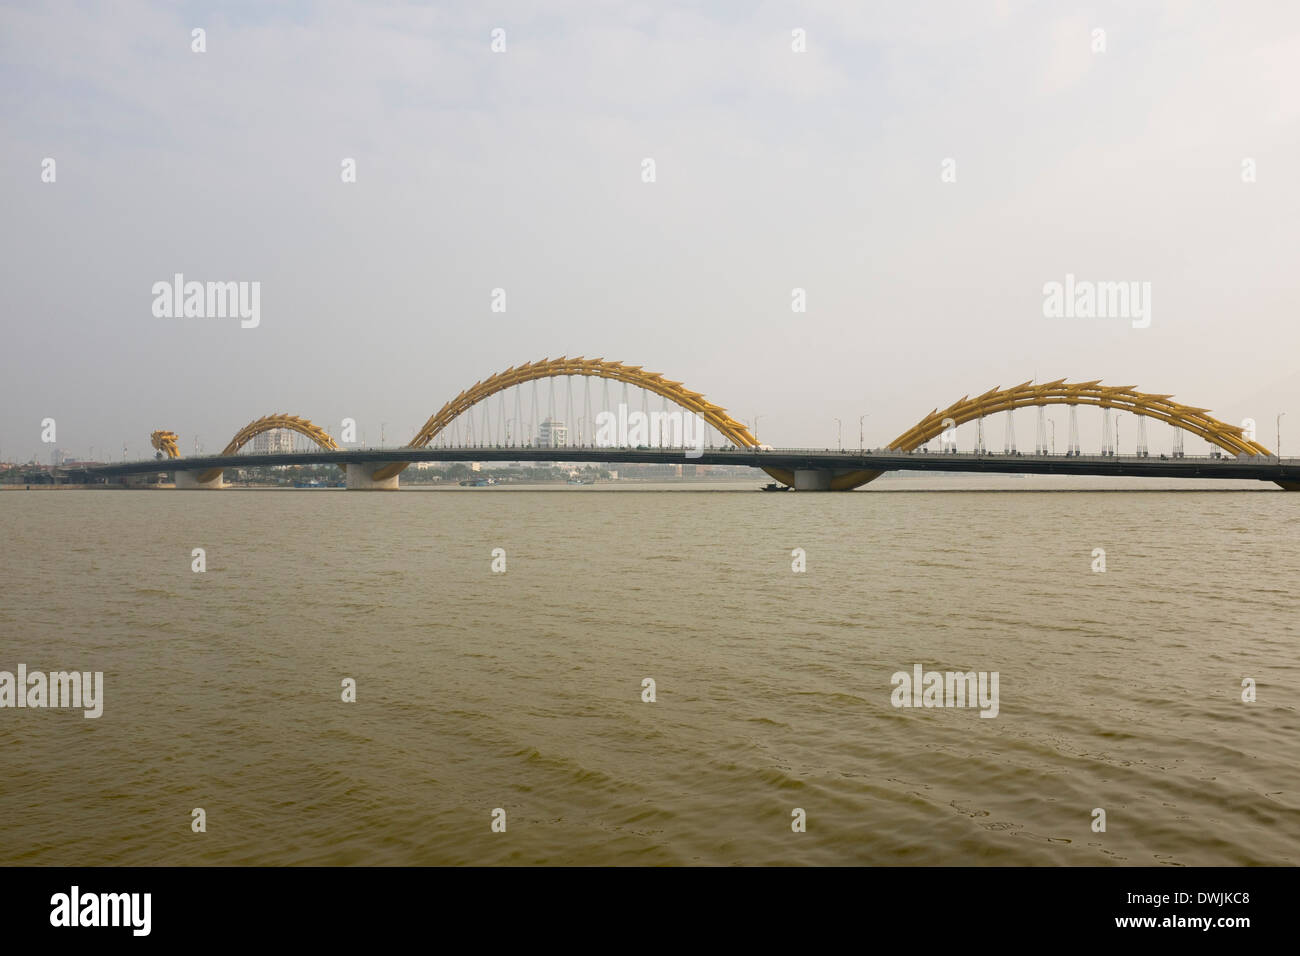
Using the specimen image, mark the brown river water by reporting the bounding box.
[1,477,1297,865]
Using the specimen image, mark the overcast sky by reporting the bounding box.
[3,0,1299,462]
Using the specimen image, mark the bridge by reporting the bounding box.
[56,357,1300,490]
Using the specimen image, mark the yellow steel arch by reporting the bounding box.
[823,378,1274,492]
[371,357,761,481]
[196,414,341,482]
[151,430,180,459]
[887,380,1270,455]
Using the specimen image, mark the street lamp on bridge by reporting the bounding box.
[859,414,868,453]
[1279,413,1286,460]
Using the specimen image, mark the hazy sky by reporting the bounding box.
[3,0,1299,462]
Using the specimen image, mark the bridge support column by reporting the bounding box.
[346,463,400,490]
[793,469,833,491]
[175,471,225,489]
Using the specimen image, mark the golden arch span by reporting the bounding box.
[370,357,762,481]
[195,414,341,483]
[887,379,1271,456]
[795,378,1276,493]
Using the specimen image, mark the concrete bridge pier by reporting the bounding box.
[789,467,884,491]
[793,469,833,491]
[346,463,400,490]
[175,471,225,489]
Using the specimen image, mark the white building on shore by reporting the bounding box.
[252,429,294,455]
[537,419,567,448]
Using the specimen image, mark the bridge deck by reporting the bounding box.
[61,446,1300,484]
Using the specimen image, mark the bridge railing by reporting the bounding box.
[205,445,1291,463]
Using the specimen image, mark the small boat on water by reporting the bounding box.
[761,482,791,492]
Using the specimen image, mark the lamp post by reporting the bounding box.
[1278,413,1286,461]
[859,414,868,453]
[834,418,842,452]
[1049,420,1055,456]
[753,415,761,442]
